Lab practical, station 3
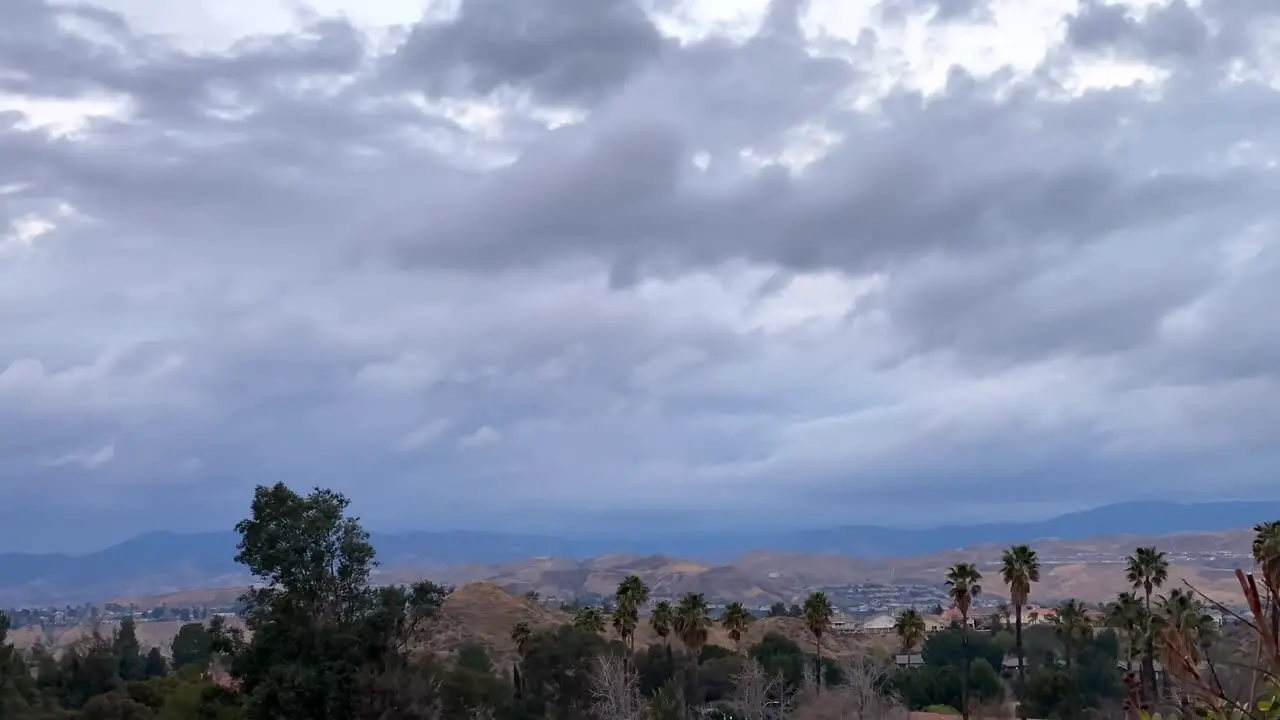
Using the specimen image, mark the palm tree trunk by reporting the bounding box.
[814,633,823,694]
[1015,603,1026,720]
[1143,589,1155,703]
[961,618,971,720]
[1067,646,1079,720]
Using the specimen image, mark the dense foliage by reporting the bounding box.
[0,483,1275,720]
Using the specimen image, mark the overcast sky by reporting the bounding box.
[2,0,1278,552]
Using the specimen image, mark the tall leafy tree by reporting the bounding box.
[719,602,753,653]
[143,646,168,678]
[112,616,144,682]
[222,482,448,720]
[170,622,214,671]
[802,591,834,692]
[946,562,983,720]
[1125,546,1169,701]
[894,608,927,666]
[1001,544,1040,719]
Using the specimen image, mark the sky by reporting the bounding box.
[2,0,1279,553]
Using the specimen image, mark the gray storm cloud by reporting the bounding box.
[1,0,1278,551]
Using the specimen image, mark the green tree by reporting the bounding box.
[674,592,712,705]
[142,648,167,679]
[1152,587,1216,678]
[1106,591,1144,672]
[516,624,618,719]
[219,482,449,720]
[573,606,606,634]
[113,617,144,682]
[1125,546,1168,702]
[802,591,834,693]
[1001,544,1039,719]
[719,602,753,653]
[1254,521,1280,590]
[945,562,982,720]
[895,608,927,666]
[612,575,650,659]
[169,623,213,671]
[651,600,675,649]
[1052,599,1093,719]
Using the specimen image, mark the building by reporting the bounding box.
[861,613,897,634]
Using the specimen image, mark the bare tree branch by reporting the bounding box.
[591,654,648,720]
[791,653,908,720]
[731,661,793,720]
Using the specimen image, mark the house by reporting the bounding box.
[831,618,859,634]
[861,613,897,634]
[922,615,946,633]
[941,607,977,628]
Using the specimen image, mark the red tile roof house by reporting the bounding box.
[940,607,978,628]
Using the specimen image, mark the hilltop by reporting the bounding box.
[74,528,1259,626]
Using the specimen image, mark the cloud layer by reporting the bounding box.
[2,0,1278,551]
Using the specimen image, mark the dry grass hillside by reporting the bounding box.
[55,529,1262,620]
[427,582,570,661]
[7,617,247,655]
[429,583,879,663]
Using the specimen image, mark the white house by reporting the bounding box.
[861,614,897,634]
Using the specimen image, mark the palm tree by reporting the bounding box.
[1152,588,1216,681]
[945,562,983,720]
[720,602,753,653]
[651,600,674,649]
[1001,544,1040,719]
[802,592,834,692]
[1052,599,1094,720]
[510,621,531,696]
[674,592,712,702]
[510,621,531,655]
[1106,591,1145,672]
[613,575,650,659]
[1249,522,1280,701]
[574,606,606,634]
[1126,546,1169,700]
[1253,521,1280,591]
[894,608,926,667]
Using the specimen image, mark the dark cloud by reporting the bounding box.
[389,0,665,105]
[1,0,1279,551]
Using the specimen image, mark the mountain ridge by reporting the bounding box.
[2,500,1277,606]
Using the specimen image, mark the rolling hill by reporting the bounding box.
[1,501,1274,606]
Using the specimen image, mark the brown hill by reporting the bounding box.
[7,617,247,655]
[45,529,1263,622]
[428,582,570,661]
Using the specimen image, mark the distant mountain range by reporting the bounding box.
[1,500,1277,606]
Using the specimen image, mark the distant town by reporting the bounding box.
[2,601,244,630]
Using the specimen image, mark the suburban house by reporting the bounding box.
[831,617,859,634]
[860,613,897,634]
[922,615,946,633]
[940,607,977,628]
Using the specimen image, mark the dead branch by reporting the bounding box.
[791,653,908,720]
[731,661,793,720]
[590,654,648,720]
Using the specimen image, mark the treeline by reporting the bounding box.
[0,483,1276,720]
